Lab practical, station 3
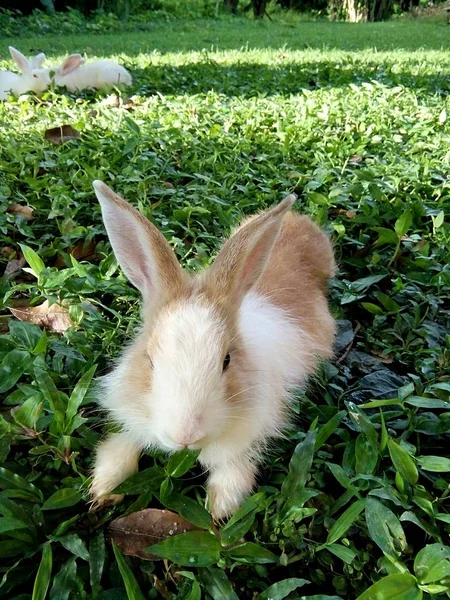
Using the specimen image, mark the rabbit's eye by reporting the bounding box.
[222,353,231,373]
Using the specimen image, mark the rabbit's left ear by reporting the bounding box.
[59,54,85,76]
[31,53,46,69]
[9,47,31,73]
[208,195,295,307]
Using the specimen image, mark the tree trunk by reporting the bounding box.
[224,0,240,13]
[343,0,369,22]
[252,0,268,18]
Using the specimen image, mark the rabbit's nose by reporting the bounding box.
[172,431,205,448]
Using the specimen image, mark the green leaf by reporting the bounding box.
[49,557,77,600]
[0,350,32,394]
[13,395,43,430]
[365,497,406,557]
[57,533,89,561]
[65,365,97,426]
[355,434,378,474]
[325,499,365,545]
[356,574,422,600]
[112,466,165,495]
[361,302,384,315]
[112,542,146,600]
[374,292,400,313]
[314,411,346,451]
[405,397,450,409]
[32,543,52,600]
[0,466,43,502]
[148,531,220,567]
[259,578,310,600]
[388,439,418,485]
[198,567,239,600]
[395,211,412,238]
[374,227,399,245]
[417,456,450,472]
[326,462,353,491]
[19,243,45,277]
[221,492,265,545]
[0,516,28,535]
[90,532,105,599]
[166,449,199,477]
[9,321,42,352]
[324,543,357,564]
[162,492,211,529]
[224,542,278,564]
[281,429,316,501]
[43,488,81,510]
[414,543,450,584]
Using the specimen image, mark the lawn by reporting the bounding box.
[0,16,449,600]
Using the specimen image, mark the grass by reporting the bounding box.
[0,16,449,600]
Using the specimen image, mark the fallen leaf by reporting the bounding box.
[44,125,80,145]
[109,508,200,561]
[9,300,74,333]
[4,256,26,279]
[1,247,14,258]
[99,95,136,109]
[329,208,357,218]
[54,239,98,269]
[7,203,34,221]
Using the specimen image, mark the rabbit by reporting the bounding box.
[53,54,132,92]
[0,47,50,100]
[89,181,336,520]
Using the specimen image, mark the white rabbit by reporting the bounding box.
[0,47,51,100]
[53,54,132,92]
[90,181,336,520]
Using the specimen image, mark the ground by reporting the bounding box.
[0,16,449,600]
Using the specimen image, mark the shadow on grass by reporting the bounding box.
[129,60,450,98]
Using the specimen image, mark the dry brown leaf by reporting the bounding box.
[9,300,74,333]
[4,256,26,279]
[54,239,98,269]
[44,125,80,145]
[329,208,357,219]
[108,508,199,561]
[1,246,14,258]
[7,203,34,221]
[99,95,136,109]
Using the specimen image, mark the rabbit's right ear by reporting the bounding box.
[93,181,184,305]
[9,47,31,73]
[31,52,45,69]
[59,54,85,75]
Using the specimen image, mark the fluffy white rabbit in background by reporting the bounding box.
[0,46,51,100]
[90,181,336,520]
[53,53,132,92]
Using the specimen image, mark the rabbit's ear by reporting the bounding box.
[9,47,31,73]
[208,195,295,306]
[31,52,45,69]
[93,181,184,304]
[59,54,84,75]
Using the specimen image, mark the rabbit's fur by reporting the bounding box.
[53,54,132,92]
[90,181,336,520]
[0,47,50,100]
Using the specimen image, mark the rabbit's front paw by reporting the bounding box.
[207,461,256,522]
[90,432,140,510]
[89,476,124,511]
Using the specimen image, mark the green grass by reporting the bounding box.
[0,17,449,600]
